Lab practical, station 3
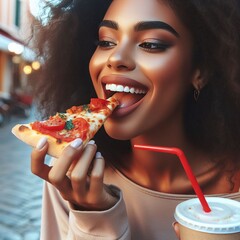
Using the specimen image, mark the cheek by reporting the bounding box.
[89,50,108,87]
[140,53,193,121]
[141,50,193,95]
[89,52,100,80]
[89,53,104,97]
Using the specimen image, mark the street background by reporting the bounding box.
[0,112,43,240]
[0,1,50,239]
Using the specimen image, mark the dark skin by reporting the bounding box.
[31,138,118,211]
[31,0,239,238]
[89,0,239,194]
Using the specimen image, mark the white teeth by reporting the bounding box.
[110,84,116,91]
[116,85,124,92]
[130,87,135,94]
[105,84,146,94]
[124,86,130,92]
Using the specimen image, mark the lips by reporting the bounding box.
[101,75,148,117]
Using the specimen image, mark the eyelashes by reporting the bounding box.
[96,40,116,48]
[95,40,171,52]
[138,41,171,52]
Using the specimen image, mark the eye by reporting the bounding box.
[96,40,116,49]
[139,41,170,52]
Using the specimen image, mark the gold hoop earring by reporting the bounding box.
[194,89,200,102]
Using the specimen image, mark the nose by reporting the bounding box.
[107,43,136,71]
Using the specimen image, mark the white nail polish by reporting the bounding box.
[96,152,103,158]
[70,138,83,148]
[88,140,95,145]
[36,137,47,150]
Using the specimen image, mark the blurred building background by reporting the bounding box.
[0,1,43,239]
[0,0,41,125]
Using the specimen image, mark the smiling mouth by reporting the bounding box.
[106,84,147,95]
[101,78,148,114]
[104,83,147,109]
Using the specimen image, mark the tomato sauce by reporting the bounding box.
[32,117,90,143]
[30,98,111,143]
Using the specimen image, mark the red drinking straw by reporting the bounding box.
[134,144,211,213]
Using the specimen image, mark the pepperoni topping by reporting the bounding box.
[89,98,110,111]
[38,115,65,131]
[32,117,90,142]
[30,98,115,143]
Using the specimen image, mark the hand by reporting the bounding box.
[31,137,118,211]
[172,222,181,239]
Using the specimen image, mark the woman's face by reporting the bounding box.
[89,0,197,140]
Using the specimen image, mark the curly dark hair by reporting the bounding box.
[32,0,112,114]
[167,0,240,166]
[32,0,240,170]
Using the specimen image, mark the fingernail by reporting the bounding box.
[172,221,177,229]
[96,152,103,158]
[36,137,47,150]
[70,138,83,148]
[88,140,95,145]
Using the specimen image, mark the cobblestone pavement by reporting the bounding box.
[0,112,43,240]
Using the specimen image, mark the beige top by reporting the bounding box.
[40,165,240,240]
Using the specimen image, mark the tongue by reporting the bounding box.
[113,92,144,108]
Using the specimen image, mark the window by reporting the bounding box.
[15,0,21,27]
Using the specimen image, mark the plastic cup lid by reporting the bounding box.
[174,197,240,234]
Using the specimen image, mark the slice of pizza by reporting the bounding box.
[11,97,119,158]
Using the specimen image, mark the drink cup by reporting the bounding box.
[174,197,240,240]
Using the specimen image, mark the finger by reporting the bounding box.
[48,138,83,190]
[89,152,105,195]
[70,141,97,195]
[172,222,181,239]
[31,137,52,180]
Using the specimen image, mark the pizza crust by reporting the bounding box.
[12,124,70,158]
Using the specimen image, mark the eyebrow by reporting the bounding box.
[135,21,179,37]
[99,20,119,30]
[99,20,180,38]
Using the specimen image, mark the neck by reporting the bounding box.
[118,122,222,193]
[130,120,195,172]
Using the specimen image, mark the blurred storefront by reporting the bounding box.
[0,0,39,105]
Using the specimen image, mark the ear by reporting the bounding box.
[191,69,205,90]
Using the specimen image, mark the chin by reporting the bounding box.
[104,128,131,141]
[103,123,135,141]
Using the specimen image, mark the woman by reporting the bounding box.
[31,0,240,239]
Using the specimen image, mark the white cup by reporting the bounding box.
[174,197,240,240]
